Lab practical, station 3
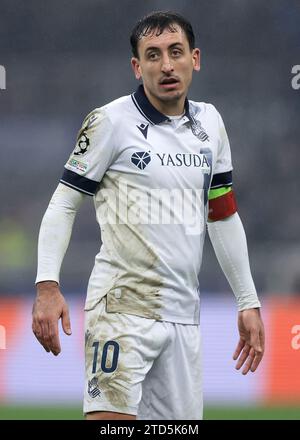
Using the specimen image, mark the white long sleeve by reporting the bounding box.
[207,212,261,311]
[35,183,86,284]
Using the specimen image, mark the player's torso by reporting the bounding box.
[88,95,220,324]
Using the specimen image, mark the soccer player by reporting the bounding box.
[32,11,265,420]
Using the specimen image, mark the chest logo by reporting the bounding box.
[137,123,149,139]
[191,120,209,142]
[131,151,151,170]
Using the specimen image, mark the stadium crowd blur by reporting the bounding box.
[0,0,299,297]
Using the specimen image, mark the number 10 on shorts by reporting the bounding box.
[92,341,120,374]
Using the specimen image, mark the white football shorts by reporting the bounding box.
[84,297,203,420]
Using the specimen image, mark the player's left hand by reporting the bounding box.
[233,308,265,375]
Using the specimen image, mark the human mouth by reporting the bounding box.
[159,77,180,89]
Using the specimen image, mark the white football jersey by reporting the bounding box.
[61,85,233,324]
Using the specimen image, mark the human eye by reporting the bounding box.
[147,51,159,61]
[171,48,183,57]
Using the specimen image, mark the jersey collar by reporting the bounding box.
[132,84,191,125]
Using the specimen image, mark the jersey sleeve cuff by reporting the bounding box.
[60,168,99,196]
[210,171,232,189]
[35,274,60,285]
[237,297,261,311]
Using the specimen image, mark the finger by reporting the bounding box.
[32,320,39,338]
[233,338,245,360]
[250,333,265,372]
[40,318,58,354]
[32,321,50,353]
[235,343,251,370]
[40,320,51,352]
[61,305,72,335]
[36,335,51,353]
[242,347,256,375]
[250,351,264,373]
[47,321,61,356]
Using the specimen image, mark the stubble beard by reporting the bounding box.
[152,87,184,104]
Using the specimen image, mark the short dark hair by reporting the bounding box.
[130,11,195,58]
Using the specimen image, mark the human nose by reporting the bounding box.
[161,54,174,73]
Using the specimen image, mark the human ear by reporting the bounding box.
[131,57,142,80]
[192,48,201,72]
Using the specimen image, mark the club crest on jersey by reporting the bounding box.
[191,120,209,142]
[74,131,90,156]
[88,377,101,398]
[136,123,149,139]
[131,151,151,170]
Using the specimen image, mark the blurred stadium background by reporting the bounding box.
[1,0,300,420]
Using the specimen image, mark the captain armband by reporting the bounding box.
[208,187,237,221]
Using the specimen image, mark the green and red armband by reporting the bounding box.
[208,186,237,221]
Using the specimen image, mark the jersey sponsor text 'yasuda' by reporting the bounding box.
[156,152,210,170]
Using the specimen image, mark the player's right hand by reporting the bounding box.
[32,281,72,356]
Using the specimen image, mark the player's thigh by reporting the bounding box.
[84,297,167,417]
[138,322,203,420]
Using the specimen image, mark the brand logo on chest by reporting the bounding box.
[131,151,151,169]
[136,123,149,139]
[130,150,211,173]
[156,152,210,172]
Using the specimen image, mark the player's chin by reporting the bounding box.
[157,89,183,101]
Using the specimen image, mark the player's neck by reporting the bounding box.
[144,87,186,116]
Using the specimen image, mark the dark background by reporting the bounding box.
[0,0,299,298]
